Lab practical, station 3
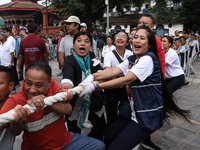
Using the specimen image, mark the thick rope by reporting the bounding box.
[0,86,83,126]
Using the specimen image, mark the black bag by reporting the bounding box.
[97,39,104,49]
[118,100,131,120]
[90,89,106,112]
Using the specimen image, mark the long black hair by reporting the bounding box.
[137,25,191,122]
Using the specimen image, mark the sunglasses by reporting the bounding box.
[116,35,127,40]
[65,22,73,25]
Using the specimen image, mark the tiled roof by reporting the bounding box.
[0,1,44,11]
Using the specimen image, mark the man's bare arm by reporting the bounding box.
[18,54,23,75]
[58,52,65,69]
[43,53,49,64]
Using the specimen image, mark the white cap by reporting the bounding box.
[80,22,87,27]
[62,16,80,24]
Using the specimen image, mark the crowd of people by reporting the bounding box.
[0,13,197,150]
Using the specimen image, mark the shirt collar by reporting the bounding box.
[0,40,8,46]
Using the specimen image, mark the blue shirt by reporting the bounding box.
[16,37,25,57]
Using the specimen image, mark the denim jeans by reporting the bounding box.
[61,132,105,150]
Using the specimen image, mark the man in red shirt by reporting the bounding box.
[137,14,165,79]
[18,22,49,76]
[0,61,105,150]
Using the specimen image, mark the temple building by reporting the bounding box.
[41,8,64,33]
[0,0,44,27]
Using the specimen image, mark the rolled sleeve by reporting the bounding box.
[103,52,113,68]
[61,79,74,87]
[165,52,177,66]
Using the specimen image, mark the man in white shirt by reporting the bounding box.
[3,28,16,51]
[0,32,14,68]
[0,32,17,92]
[58,16,80,69]
[3,28,19,87]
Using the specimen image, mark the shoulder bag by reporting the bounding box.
[112,50,132,119]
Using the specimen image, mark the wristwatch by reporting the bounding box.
[95,82,101,91]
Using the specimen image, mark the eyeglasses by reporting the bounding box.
[115,35,127,40]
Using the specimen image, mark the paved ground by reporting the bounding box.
[13,57,200,150]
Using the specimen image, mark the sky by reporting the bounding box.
[0,0,45,6]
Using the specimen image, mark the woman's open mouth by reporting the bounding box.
[134,44,141,50]
[79,47,85,54]
[117,41,124,44]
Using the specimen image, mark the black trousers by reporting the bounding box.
[10,65,19,87]
[105,86,128,126]
[165,74,185,94]
[18,57,24,80]
[66,111,106,141]
[104,117,153,150]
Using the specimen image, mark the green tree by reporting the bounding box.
[148,0,182,23]
[148,0,200,30]
[48,0,144,25]
[179,0,200,30]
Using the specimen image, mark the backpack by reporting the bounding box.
[97,38,104,49]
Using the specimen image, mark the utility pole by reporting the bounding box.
[46,0,48,33]
[105,0,109,36]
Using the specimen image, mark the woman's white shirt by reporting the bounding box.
[117,55,154,82]
[165,48,184,79]
[103,49,132,68]
[117,55,154,123]
[101,45,116,58]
